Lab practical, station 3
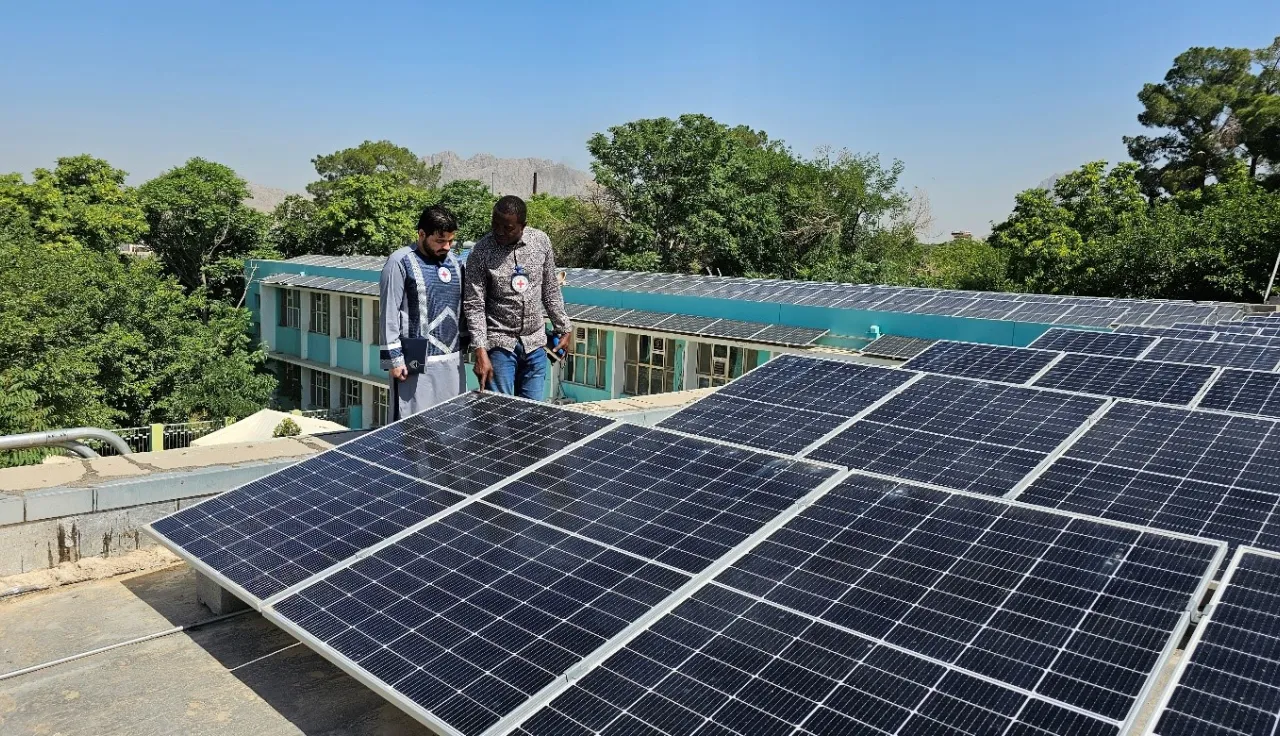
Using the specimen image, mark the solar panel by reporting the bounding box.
[1031,354,1217,406]
[648,313,720,336]
[521,475,1220,736]
[1143,338,1280,371]
[902,341,1059,384]
[333,393,613,495]
[148,451,466,603]
[807,375,1106,495]
[146,394,613,606]
[1015,402,1280,565]
[698,319,768,340]
[1056,304,1128,327]
[1149,547,1280,736]
[861,334,937,360]
[1007,302,1073,324]
[1198,369,1280,419]
[1028,328,1156,358]
[269,504,692,736]
[1145,304,1216,327]
[956,299,1017,320]
[483,424,839,573]
[657,355,916,455]
[748,323,828,346]
[1115,325,1219,341]
[1211,331,1280,348]
[911,294,975,316]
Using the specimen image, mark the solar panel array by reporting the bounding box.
[902,341,1059,384]
[563,268,1243,326]
[260,273,380,296]
[1028,328,1156,358]
[1149,547,1280,736]
[564,302,828,347]
[860,333,936,360]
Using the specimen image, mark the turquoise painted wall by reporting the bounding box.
[307,333,330,363]
[275,327,301,355]
[336,339,364,372]
[367,345,388,379]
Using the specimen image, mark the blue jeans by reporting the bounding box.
[487,343,547,401]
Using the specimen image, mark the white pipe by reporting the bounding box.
[0,609,252,682]
[0,427,131,456]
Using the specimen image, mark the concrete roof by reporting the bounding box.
[191,410,346,448]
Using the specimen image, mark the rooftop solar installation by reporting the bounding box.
[146,394,613,606]
[1209,331,1280,348]
[657,355,916,455]
[1030,354,1217,406]
[1149,547,1280,736]
[806,374,1105,495]
[1028,328,1157,358]
[1015,402,1280,564]
[482,424,839,573]
[902,340,1060,384]
[332,393,613,495]
[148,450,466,603]
[519,475,1221,736]
[1143,338,1280,371]
[1115,324,1220,341]
[269,504,693,736]
[1197,368,1280,419]
[564,303,828,347]
[260,273,381,296]
[861,334,937,360]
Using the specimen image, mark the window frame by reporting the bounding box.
[695,343,756,388]
[373,386,389,427]
[623,332,676,396]
[309,292,331,335]
[279,289,300,328]
[339,296,361,341]
[339,377,362,409]
[562,326,608,389]
[309,369,330,409]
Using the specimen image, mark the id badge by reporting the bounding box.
[437,266,452,283]
[510,266,530,294]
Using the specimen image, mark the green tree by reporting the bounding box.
[1125,38,1280,194]
[139,158,275,302]
[433,179,496,241]
[915,237,1011,292]
[2,155,147,253]
[267,194,319,259]
[308,140,441,198]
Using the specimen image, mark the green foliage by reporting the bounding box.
[273,417,301,438]
[139,158,276,302]
[0,155,147,253]
[915,238,1011,292]
[434,179,496,241]
[1125,36,1280,194]
[308,140,441,197]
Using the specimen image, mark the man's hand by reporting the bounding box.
[391,365,409,382]
[473,348,494,390]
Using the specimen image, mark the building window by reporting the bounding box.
[373,387,390,426]
[254,292,261,310]
[340,296,361,341]
[309,293,330,335]
[339,377,362,409]
[280,363,302,408]
[624,333,675,396]
[309,369,330,408]
[696,344,758,388]
[563,327,607,389]
[279,289,300,328]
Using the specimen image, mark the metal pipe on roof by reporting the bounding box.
[0,427,131,456]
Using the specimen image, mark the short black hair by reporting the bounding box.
[493,195,527,225]
[417,205,458,236]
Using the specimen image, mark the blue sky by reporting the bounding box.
[2,1,1277,237]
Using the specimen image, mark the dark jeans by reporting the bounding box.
[487,343,548,401]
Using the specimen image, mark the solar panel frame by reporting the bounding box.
[1028,328,1157,358]
[902,340,1061,384]
[1145,546,1280,736]
[1114,325,1219,341]
[1142,337,1280,371]
[1197,368,1280,419]
[862,334,938,360]
[1030,354,1218,406]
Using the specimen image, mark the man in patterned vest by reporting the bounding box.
[378,205,467,419]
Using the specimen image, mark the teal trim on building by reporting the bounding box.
[307,332,330,363]
[367,345,388,379]
[275,327,301,356]
[347,406,363,430]
[335,339,364,372]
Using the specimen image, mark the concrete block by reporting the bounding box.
[24,487,94,521]
[0,461,86,493]
[196,571,251,615]
[96,461,297,511]
[86,455,147,479]
[0,494,23,525]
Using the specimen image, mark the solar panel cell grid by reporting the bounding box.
[903,341,1059,384]
[1031,354,1217,406]
[808,375,1104,495]
[271,505,691,736]
[861,334,937,360]
[1198,369,1280,419]
[149,452,465,601]
[1028,328,1156,358]
[333,393,611,495]
[484,424,838,573]
[1151,549,1280,736]
[1143,338,1280,371]
[713,475,1219,726]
